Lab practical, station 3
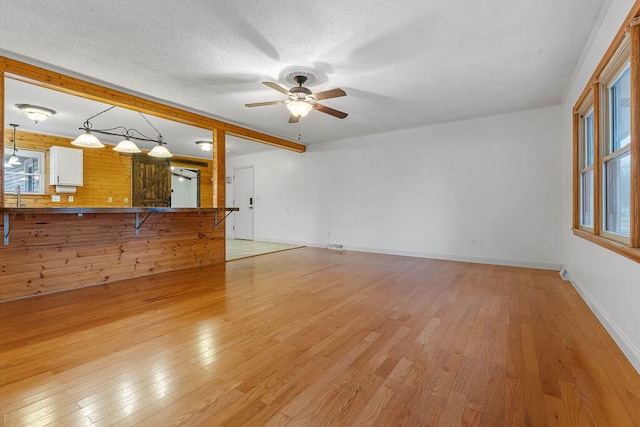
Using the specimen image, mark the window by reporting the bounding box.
[4,149,45,195]
[602,58,631,240]
[579,106,595,228]
[572,13,640,263]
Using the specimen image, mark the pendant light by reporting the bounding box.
[6,124,21,166]
[71,129,105,148]
[113,136,141,153]
[148,136,172,158]
[73,107,171,155]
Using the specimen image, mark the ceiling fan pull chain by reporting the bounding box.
[298,121,301,141]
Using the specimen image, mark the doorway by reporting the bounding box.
[171,167,200,207]
[233,166,254,240]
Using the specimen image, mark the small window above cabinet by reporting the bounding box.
[49,146,83,187]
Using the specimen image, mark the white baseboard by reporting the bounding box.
[251,237,322,248]
[343,245,562,271]
[567,269,640,374]
[251,238,561,271]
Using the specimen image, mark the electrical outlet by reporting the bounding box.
[470,238,477,247]
[108,197,113,203]
[68,196,74,202]
[51,195,61,202]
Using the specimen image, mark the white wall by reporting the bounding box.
[561,0,640,372]
[227,105,563,270]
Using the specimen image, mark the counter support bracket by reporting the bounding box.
[4,213,16,245]
[135,212,153,235]
[214,210,234,230]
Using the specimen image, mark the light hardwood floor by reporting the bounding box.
[226,239,304,261]
[1,248,639,426]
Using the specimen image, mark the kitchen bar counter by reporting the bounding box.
[0,207,238,214]
[0,207,236,301]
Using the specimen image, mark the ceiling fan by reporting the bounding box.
[245,75,348,123]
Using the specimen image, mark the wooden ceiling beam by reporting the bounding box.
[0,56,306,153]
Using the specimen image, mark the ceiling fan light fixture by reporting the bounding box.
[148,143,173,158]
[287,100,313,118]
[15,104,57,123]
[113,137,141,153]
[71,130,105,148]
[196,140,213,152]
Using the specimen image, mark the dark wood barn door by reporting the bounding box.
[132,155,171,207]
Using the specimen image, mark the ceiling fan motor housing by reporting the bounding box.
[289,85,313,101]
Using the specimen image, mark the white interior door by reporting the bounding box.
[233,166,254,240]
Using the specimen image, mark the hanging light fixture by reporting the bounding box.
[113,135,142,153]
[148,137,173,158]
[138,113,171,157]
[72,107,172,156]
[72,129,105,148]
[5,124,21,167]
[287,100,313,118]
[15,104,56,124]
[72,105,113,148]
[195,140,213,152]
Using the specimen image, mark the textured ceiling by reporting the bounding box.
[0,0,606,146]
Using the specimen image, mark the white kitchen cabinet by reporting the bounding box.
[49,146,83,186]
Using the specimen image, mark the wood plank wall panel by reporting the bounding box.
[4,129,214,208]
[0,211,224,301]
[4,129,130,208]
[213,129,225,207]
[0,76,4,204]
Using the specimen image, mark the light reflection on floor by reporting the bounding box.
[225,239,304,261]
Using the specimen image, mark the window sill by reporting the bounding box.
[572,228,640,263]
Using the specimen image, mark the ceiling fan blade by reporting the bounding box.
[313,88,346,101]
[245,100,285,107]
[263,81,291,95]
[288,114,300,124]
[314,103,348,119]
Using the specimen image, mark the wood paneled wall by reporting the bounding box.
[4,129,131,208]
[4,129,214,208]
[213,128,225,207]
[0,211,224,301]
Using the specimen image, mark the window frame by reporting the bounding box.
[577,95,595,231]
[572,10,640,263]
[600,43,631,243]
[577,98,596,231]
